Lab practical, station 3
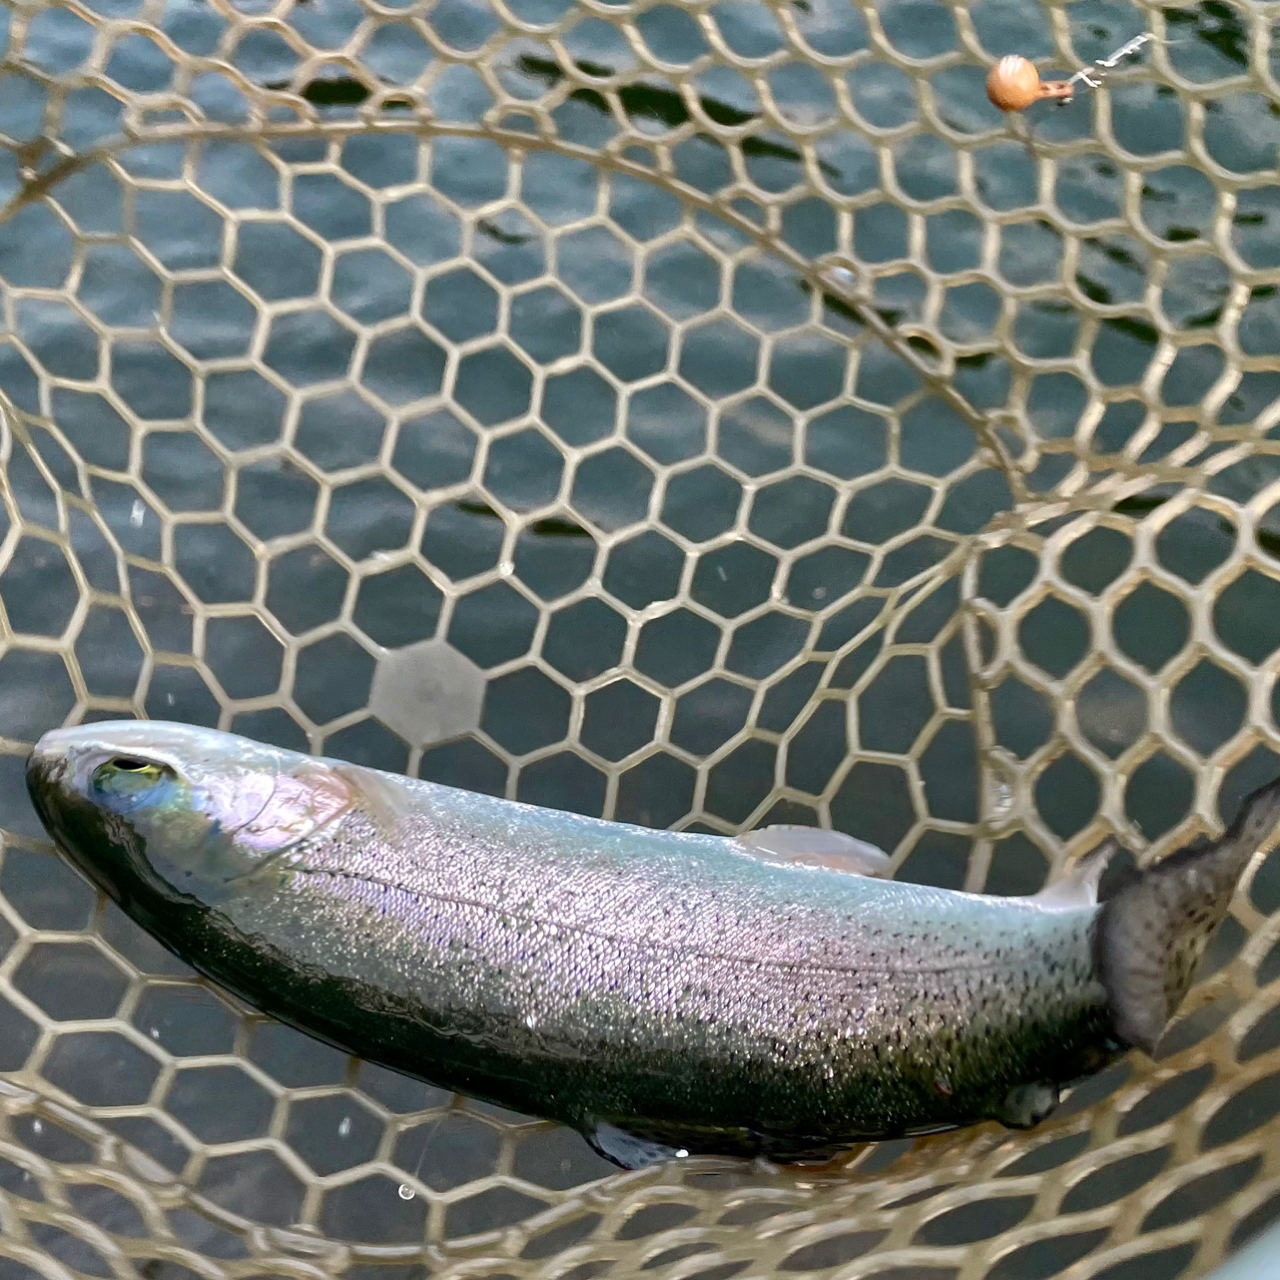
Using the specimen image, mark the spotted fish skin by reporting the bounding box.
[25,722,1279,1162]
[216,804,1114,1156]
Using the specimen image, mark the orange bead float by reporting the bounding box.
[986,55,1074,111]
[987,35,1155,113]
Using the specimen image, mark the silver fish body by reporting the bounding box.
[25,722,1279,1163]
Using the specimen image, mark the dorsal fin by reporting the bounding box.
[733,826,891,877]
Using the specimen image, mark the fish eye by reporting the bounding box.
[92,756,169,789]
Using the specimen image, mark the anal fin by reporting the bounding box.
[993,1080,1059,1129]
[587,1122,687,1170]
[734,825,891,877]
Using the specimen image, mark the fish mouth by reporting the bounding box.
[26,741,67,791]
[25,742,76,840]
[26,734,115,820]
[24,740,152,910]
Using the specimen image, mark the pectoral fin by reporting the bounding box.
[733,826,891,877]
[587,1122,686,1169]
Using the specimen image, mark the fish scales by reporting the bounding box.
[25,722,1280,1162]
[107,776,1116,1138]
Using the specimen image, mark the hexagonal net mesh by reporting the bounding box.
[3,0,1280,1275]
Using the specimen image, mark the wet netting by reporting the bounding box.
[2,0,1280,1275]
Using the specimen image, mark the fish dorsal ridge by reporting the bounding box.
[733,825,892,877]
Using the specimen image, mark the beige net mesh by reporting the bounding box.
[2,0,1280,1274]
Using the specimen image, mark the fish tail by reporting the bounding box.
[1096,776,1280,1054]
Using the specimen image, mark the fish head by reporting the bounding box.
[26,720,354,912]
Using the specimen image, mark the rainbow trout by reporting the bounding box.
[26,721,1280,1166]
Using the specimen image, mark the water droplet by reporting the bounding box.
[397,1184,415,1200]
[818,262,860,298]
[990,777,1014,819]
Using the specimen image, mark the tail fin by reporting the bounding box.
[1097,777,1280,1054]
